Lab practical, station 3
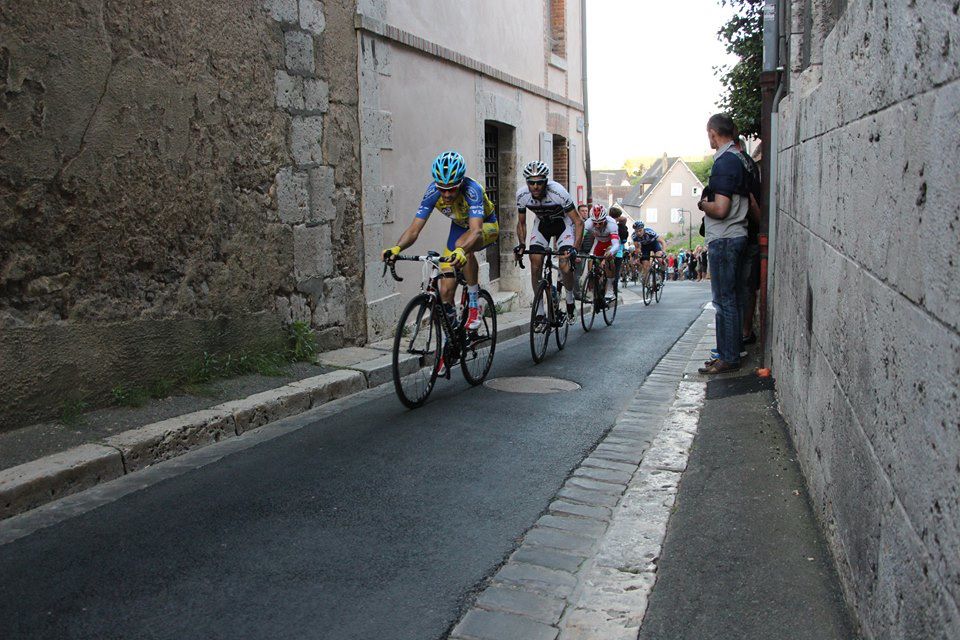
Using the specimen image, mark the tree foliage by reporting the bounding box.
[715,0,763,138]
[688,157,714,185]
[622,159,647,184]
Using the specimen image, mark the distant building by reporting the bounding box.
[590,169,632,209]
[620,154,704,245]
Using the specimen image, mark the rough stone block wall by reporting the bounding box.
[772,2,960,638]
[0,0,364,430]
[268,0,366,351]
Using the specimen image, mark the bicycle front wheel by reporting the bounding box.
[392,294,441,409]
[580,273,597,332]
[461,289,497,385]
[604,281,618,325]
[530,280,552,363]
[642,270,653,305]
[655,268,664,303]
[555,282,569,350]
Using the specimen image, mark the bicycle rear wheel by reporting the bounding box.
[555,282,569,350]
[580,273,597,332]
[392,294,441,409]
[530,280,552,363]
[461,289,497,385]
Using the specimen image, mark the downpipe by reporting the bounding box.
[759,0,783,368]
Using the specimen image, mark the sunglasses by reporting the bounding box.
[436,182,462,194]
[526,179,547,187]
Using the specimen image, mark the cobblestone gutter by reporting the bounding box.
[450,310,714,640]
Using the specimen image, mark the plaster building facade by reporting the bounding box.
[0,0,588,429]
[767,2,960,637]
[621,156,703,243]
[357,0,588,337]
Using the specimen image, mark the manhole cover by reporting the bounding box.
[484,376,582,394]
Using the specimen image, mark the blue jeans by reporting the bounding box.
[708,236,747,364]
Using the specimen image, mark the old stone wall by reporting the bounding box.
[0,0,364,430]
[772,1,960,637]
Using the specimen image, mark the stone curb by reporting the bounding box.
[450,310,713,640]
[0,289,648,524]
[0,306,540,523]
[0,444,125,521]
[0,369,364,521]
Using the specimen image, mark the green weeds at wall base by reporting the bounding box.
[61,322,320,421]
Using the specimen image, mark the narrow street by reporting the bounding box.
[1,284,711,640]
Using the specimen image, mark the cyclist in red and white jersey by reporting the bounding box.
[583,204,621,301]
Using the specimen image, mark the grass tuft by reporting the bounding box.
[112,385,150,408]
[287,321,318,363]
[59,399,89,426]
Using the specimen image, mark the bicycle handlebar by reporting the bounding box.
[381,253,456,282]
[513,247,581,270]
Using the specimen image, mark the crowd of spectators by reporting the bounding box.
[662,246,709,281]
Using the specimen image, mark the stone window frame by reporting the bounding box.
[547,0,566,59]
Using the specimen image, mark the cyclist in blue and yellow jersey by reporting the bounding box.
[382,151,499,331]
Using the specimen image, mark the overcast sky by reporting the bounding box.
[586,0,738,168]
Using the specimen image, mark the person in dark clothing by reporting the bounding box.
[734,134,762,345]
[574,204,592,297]
[697,113,752,374]
[610,203,629,283]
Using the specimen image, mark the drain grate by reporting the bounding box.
[483,376,582,394]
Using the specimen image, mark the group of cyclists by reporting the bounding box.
[382,151,665,326]
[380,151,668,406]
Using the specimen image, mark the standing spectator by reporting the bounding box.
[697,113,751,374]
[610,203,629,283]
[734,133,762,345]
[574,204,592,297]
[667,253,677,280]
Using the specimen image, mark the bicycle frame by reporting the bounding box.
[384,253,464,353]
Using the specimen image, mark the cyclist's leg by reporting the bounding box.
[640,246,652,279]
[528,217,552,294]
[439,223,467,330]
[555,219,577,312]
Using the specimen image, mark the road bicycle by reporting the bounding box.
[515,247,573,364]
[383,252,497,408]
[620,255,640,286]
[579,254,617,331]
[642,255,666,306]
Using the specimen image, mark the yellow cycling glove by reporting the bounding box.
[448,247,467,267]
[382,245,401,261]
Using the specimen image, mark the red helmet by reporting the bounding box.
[590,203,607,222]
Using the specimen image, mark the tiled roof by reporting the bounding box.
[591,169,629,187]
[622,158,679,207]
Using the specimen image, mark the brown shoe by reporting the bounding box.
[698,360,741,375]
[703,357,719,366]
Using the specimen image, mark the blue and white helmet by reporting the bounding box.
[431,151,466,187]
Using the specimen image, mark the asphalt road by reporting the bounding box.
[1,282,711,640]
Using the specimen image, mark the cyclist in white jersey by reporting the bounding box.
[513,161,583,323]
[583,203,621,301]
